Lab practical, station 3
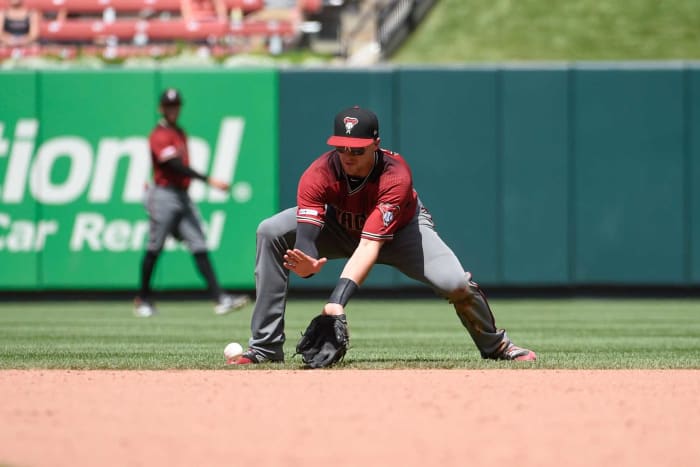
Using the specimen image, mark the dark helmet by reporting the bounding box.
[160,88,183,106]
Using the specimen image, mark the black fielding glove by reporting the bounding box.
[295,314,350,369]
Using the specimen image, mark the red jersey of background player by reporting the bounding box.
[149,121,191,189]
[296,148,418,241]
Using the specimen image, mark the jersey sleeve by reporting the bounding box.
[296,164,328,228]
[149,130,179,163]
[361,173,413,242]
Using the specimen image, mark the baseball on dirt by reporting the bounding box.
[224,342,244,361]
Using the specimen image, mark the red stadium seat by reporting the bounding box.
[145,19,226,40]
[240,19,294,37]
[40,19,140,41]
[299,0,320,14]
[39,16,295,42]
[225,0,263,13]
[81,42,177,56]
[1,0,262,13]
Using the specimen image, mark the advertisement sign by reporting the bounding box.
[0,70,277,290]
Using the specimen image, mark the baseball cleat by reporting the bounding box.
[225,349,281,365]
[133,297,156,318]
[499,343,537,361]
[214,294,250,315]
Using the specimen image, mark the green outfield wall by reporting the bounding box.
[1,65,698,291]
[281,65,700,289]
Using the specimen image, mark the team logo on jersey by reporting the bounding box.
[379,203,398,227]
[344,117,359,134]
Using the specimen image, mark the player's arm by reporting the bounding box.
[27,9,40,44]
[339,238,382,286]
[319,175,411,316]
[284,237,382,314]
[284,223,328,278]
[160,157,207,181]
[284,163,330,277]
[152,134,229,191]
[322,238,383,316]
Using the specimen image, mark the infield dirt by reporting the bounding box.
[1,369,698,467]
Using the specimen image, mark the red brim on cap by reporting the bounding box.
[327,135,375,146]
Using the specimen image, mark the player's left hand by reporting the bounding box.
[284,248,327,277]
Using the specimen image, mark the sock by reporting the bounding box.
[139,251,159,300]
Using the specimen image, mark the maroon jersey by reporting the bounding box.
[297,149,418,241]
[149,121,191,189]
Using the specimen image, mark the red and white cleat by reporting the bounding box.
[500,343,537,361]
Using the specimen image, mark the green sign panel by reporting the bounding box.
[0,69,277,290]
[0,71,39,288]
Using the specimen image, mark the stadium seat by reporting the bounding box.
[145,19,227,40]
[235,18,294,36]
[4,0,299,56]
[1,0,263,13]
[39,16,295,43]
[80,42,177,57]
[40,19,141,41]
[299,0,320,14]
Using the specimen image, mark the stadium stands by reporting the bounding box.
[1,0,264,15]
[1,0,310,58]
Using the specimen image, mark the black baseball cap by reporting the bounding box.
[327,106,379,147]
[160,88,183,106]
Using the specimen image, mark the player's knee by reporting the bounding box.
[256,217,280,239]
[445,273,476,304]
[147,243,165,254]
[257,215,294,241]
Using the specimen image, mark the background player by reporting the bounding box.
[231,106,536,364]
[134,88,248,318]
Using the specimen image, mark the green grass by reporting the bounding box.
[1,299,698,369]
[391,0,700,63]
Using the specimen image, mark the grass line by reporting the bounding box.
[0,299,698,370]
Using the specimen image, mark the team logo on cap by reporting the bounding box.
[344,117,359,134]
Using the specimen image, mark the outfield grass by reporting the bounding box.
[1,299,698,370]
[391,0,700,63]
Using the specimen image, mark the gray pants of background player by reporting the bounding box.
[249,199,514,361]
[146,186,207,253]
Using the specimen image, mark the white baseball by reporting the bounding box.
[224,342,244,360]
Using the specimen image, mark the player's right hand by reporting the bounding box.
[284,248,327,277]
[208,177,230,191]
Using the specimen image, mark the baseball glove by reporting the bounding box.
[295,313,350,369]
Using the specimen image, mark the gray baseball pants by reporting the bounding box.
[145,185,207,253]
[249,200,512,361]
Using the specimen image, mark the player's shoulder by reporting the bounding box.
[379,148,411,169]
[150,122,184,140]
[380,147,405,159]
[376,148,414,189]
[150,122,168,136]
